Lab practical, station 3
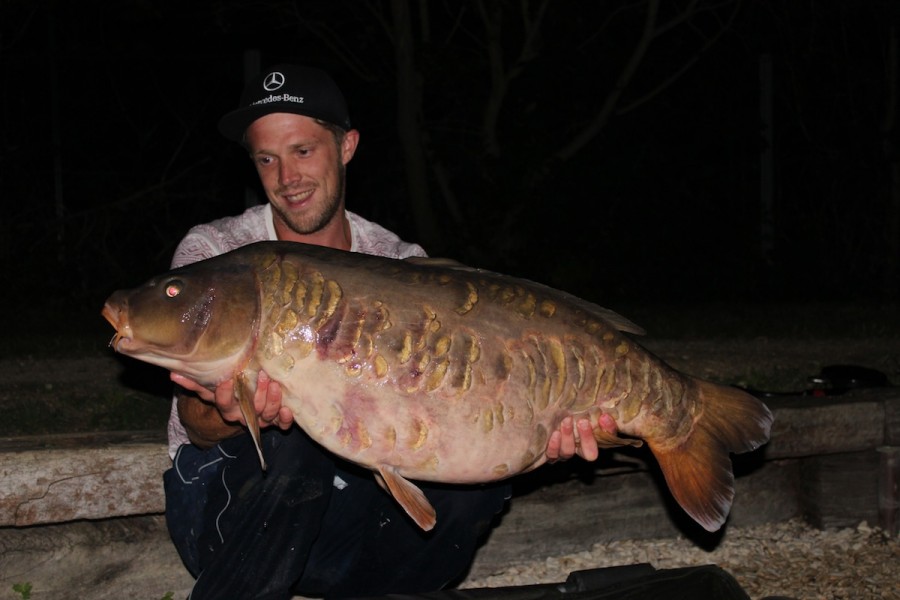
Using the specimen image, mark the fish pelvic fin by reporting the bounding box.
[649,379,773,532]
[236,372,267,471]
[376,466,437,531]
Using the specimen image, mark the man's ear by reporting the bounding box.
[341,129,360,165]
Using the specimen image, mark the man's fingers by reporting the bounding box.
[257,375,284,425]
[546,414,617,463]
[211,378,243,423]
[254,371,270,415]
[575,418,599,461]
[170,373,215,402]
[558,416,577,459]
[598,412,618,435]
[276,405,293,430]
[546,431,563,461]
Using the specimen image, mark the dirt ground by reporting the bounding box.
[1,336,897,437]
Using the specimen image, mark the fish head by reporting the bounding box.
[102,259,261,384]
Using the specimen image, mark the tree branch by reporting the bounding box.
[554,0,660,163]
[618,0,742,116]
[477,0,549,157]
[554,0,740,163]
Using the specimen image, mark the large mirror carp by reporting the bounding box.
[103,241,773,532]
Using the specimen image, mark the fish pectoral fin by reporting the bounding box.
[236,372,267,471]
[592,429,644,449]
[376,466,437,532]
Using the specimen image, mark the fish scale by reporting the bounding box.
[103,241,773,533]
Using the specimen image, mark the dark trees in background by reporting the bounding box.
[1,0,898,319]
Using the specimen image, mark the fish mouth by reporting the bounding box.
[101,303,133,353]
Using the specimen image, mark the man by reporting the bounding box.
[164,64,609,600]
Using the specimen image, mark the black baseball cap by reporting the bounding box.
[218,64,352,141]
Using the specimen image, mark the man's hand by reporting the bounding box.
[171,371,293,449]
[546,414,618,463]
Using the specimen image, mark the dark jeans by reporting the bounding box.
[164,427,510,600]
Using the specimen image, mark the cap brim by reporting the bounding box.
[217,103,350,142]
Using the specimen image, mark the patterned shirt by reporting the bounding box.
[166,203,426,458]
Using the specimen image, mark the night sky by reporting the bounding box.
[2,0,899,324]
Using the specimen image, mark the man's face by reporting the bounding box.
[245,113,359,241]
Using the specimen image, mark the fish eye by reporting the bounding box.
[165,280,183,298]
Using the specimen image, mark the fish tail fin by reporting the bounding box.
[648,379,773,532]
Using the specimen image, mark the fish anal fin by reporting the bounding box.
[377,466,437,531]
[235,372,267,471]
[649,380,774,532]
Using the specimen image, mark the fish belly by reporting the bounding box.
[271,356,551,483]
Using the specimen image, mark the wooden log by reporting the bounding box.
[763,393,886,458]
[799,451,880,530]
[878,446,900,536]
[885,397,900,446]
[0,431,167,527]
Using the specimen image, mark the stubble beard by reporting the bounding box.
[273,161,346,236]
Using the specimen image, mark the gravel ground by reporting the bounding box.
[461,519,900,600]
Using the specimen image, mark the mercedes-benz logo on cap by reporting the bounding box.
[263,71,285,91]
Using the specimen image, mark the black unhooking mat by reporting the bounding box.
[348,563,788,600]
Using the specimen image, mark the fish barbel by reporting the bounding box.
[102,241,773,532]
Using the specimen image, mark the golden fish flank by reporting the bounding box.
[425,359,449,392]
[450,332,478,393]
[384,425,397,449]
[356,420,372,450]
[481,407,493,433]
[398,331,414,364]
[539,300,556,318]
[414,453,439,474]
[321,281,342,326]
[568,342,599,412]
[478,402,508,433]
[372,353,389,378]
[333,410,374,452]
[423,305,440,335]
[409,417,428,450]
[492,463,509,477]
[275,309,299,338]
[345,362,363,377]
[455,281,479,315]
[433,335,451,358]
[486,282,539,319]
[343,311,366,357]
[280,259,299,304]
[304,271,325,317]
